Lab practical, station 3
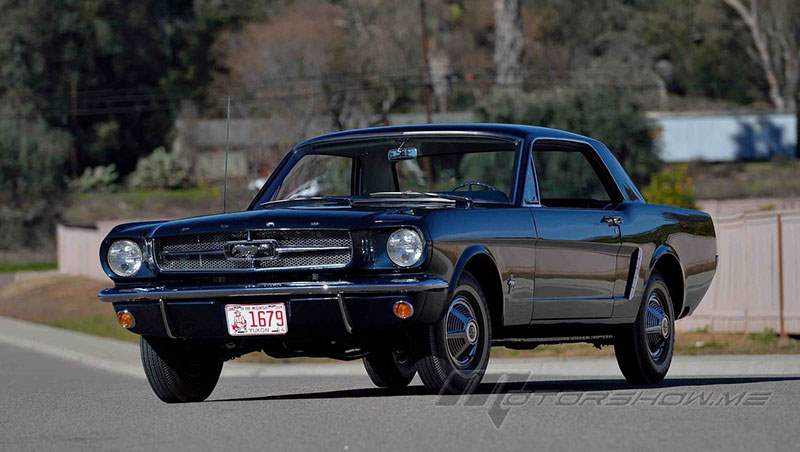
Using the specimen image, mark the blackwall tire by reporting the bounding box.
[415,272,491,395]
[140,336,223,403]
[363,351,416,390]
[614,273,675,385]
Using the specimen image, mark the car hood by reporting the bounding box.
[108,206,439,239]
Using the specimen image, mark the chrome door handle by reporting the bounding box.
[601,216,624,226]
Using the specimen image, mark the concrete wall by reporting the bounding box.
[56,221,125,282]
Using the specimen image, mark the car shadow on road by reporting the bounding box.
[210,375,800,403]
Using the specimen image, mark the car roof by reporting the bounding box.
[295,123,596,148]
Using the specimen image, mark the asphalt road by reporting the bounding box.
[2,341,799,452]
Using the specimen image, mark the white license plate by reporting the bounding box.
[225,303,288,336]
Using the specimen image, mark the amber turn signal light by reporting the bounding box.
[116,310,136,329]
[393,301,414,319]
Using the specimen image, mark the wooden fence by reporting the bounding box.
[57,210,800,334]
[676,210,800,334]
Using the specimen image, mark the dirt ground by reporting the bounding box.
[0,275,111,323]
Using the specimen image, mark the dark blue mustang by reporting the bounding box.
[98,124,717,403]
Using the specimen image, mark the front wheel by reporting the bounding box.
[415,272,491,394]
[614,273,675,385]
[140,336,223,403]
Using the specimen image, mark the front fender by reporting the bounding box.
[448,245,500,296]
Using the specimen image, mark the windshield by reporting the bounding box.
[265,136,518,205]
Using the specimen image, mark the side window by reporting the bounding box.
[533,145,619,209]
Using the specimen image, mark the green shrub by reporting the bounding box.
[127,147,193,190]
[642,164,696,209]
[67,164,119,193]
[0,115,71,249]
[477,88,661,186]
[748,328,777,346]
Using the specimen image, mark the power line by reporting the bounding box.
[0,70,673,118]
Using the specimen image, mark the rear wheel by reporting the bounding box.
[363,350,416,390]
[614,273,675,385]
[140,336,223,403]
[415,272,491,394]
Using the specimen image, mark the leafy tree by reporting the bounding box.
[0,0,244,175]
[478,88,661,185]
[639,0,766,104]
[0,111,71,249]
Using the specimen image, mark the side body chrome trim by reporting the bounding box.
[99,278,449,303]
[626,247,643,300]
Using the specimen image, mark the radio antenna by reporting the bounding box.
[222,95,231,213]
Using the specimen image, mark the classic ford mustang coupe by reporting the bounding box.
[98,124,717,403]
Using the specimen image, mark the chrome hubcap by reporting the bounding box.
[445,297,479,367]
[466,320,479,344]
[645,292,671,362]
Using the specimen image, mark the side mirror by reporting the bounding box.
[388,147,418,161]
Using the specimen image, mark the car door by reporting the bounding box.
[529,140,623,319]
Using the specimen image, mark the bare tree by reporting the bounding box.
[493,0,524,87]
[723,0,799,112]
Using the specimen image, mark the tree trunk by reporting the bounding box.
[493,0,524,88]
[796,92,800,158]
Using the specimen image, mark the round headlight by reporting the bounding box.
[107,240,143,277]
[386,229,424,268]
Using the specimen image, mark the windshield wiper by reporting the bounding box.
[259,196,352,208]
[355,191,473,207]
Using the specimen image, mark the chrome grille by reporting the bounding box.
[155,229,352,272]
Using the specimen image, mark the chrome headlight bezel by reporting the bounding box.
[107,239,143,277]
[386,228,425,268]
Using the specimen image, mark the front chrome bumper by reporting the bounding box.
[98,277,449,303]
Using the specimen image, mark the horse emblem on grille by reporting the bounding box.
[225,239,279,261]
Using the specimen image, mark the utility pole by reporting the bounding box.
[778,213,789,344]
[419,0,433,124]
[791,90,799,158]
[69,76,80,175]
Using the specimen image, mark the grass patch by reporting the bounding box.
[96,187,222,206]
[63,186,227,225]
[690,160,800,199]
[0,262,56,273]
[48,314,138,343]
[674,328,800,355]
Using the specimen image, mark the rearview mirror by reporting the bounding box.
[388,147,418,161]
